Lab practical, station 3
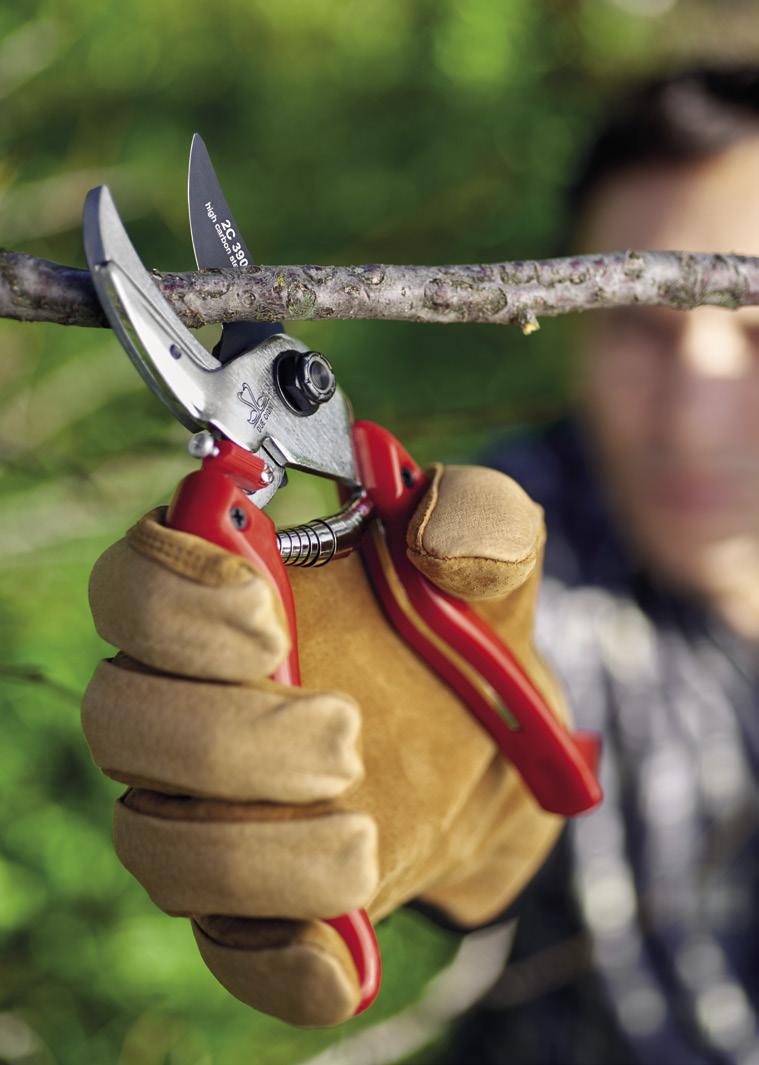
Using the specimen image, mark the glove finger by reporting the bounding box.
[406,464,544,602]
[192,915,360,1027]
[113,789,379,919]
[88,508,289,683]
[82,656,363,803]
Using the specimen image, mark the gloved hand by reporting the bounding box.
[81,464,569,1027]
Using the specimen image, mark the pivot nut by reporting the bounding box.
[275,350,337,415]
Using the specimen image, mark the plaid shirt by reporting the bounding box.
[447,420,759,1065]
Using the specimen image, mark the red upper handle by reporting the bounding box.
[352,420,602,817]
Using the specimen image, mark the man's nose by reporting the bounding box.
[661,311,752,454]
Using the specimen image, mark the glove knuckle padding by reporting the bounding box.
[406,464,544,601]
[87,509,289,682]
[81,657,363,802]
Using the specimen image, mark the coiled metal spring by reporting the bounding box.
[277,492,374,567]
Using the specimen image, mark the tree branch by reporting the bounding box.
[3,248,759,332]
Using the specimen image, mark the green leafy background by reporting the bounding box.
[0,2,754,1063]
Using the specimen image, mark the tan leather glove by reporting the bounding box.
[81,464,568,1027]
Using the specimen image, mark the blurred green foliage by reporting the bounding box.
[0,1,755,1062]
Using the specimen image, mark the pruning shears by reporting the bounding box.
[82,136,601,1017]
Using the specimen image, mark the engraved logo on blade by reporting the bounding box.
[237,381,273,429]
[204,201,249,268]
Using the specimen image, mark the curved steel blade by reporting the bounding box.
[84,185,220,434]
[188,133,282,362]
[83,184,359,504]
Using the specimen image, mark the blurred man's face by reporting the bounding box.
[577,136,759,622]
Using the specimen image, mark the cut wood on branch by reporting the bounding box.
[2,248,759,332]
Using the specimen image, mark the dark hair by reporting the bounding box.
[568,65,759,219]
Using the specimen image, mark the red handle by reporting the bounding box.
[352,421,602,817]
[162,422,599,1018]
[166,443,381,1016]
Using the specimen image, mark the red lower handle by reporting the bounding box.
[166,457,381,1016]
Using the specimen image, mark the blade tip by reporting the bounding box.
[82,185,116,263]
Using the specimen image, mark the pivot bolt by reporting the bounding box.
[275,350,337,415]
